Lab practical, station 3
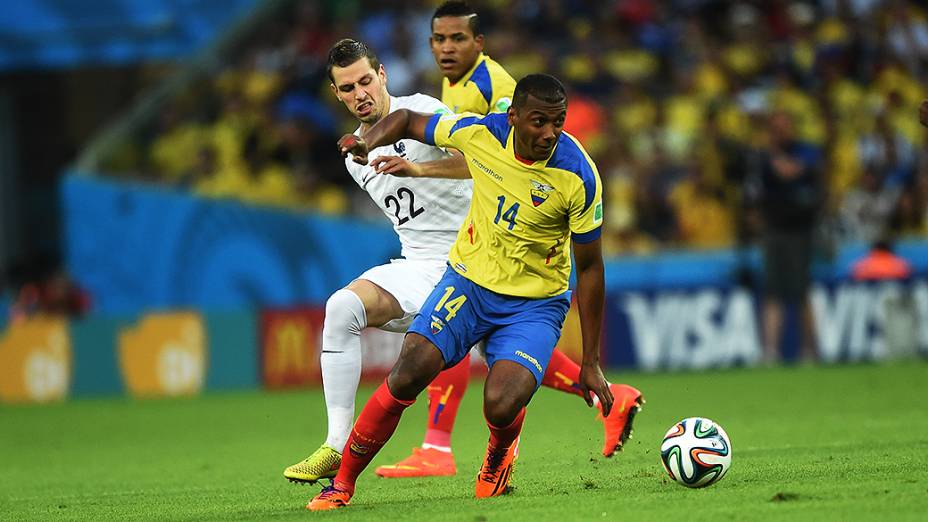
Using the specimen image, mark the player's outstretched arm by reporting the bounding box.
[572,236,614,417]
[370,149,471,179]
[338,109,433,164]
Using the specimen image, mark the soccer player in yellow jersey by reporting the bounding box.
[374,0,641,481]
[309,74,629,510]
[431,1,515,115]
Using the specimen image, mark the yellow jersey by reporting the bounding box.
[441,53,516,115]
[424,112,604,298]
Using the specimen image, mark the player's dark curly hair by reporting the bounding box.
[513,74,568,108]
[432,1,481,36]
[326,38,381,84]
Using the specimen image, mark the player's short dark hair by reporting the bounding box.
[513,74,568,109]
[431,1,481,36]
[326,38,380,84]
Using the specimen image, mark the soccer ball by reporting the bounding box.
[660,417,732,488]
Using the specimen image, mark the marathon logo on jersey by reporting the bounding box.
[430,315,445,334]
[515,350,543,373]
[393,141,407,158]
[454,262,468,273]
[530,180,555,207]
[471,158,503,181]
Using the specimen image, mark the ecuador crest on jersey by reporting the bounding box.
[530,180,555,207]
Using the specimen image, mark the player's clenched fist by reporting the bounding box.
[338,134,369,164]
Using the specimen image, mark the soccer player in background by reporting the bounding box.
[309,73,626,510]
[282,38,476,485]
[374,0,642,480]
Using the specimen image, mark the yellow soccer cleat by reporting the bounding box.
[284,444,341,484]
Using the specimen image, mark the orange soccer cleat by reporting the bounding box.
[374,447,457,478]
[599,383,644,457]
[306,485,352,511]
[474,438,519,498]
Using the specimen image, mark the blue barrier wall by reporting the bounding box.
[62,175,402,314]
[70,315,131,395]
[59,175,928,377]
[203,310,259,390]
[64,174,928,312]
[602,243,928,291]
[0,0,259,70]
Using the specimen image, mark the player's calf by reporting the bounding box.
[386,333,447,400]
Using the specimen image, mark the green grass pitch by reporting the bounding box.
[2,362,927,521]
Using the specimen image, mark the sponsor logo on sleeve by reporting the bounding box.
[495,97,512,112]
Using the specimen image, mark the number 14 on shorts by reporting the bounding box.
[434,286,467,321]
[430,286,466,335]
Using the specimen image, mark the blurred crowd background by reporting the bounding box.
[97,0,928,257]
[3,0,928,322]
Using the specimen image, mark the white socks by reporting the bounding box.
[321,288,367,452]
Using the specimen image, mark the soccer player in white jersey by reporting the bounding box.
[282,39,473,484]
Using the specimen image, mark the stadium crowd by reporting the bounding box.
[103,0,928,256]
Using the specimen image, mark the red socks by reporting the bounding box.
[540,349,585,398]
[487,407,525,450]
[423,353,471,450]
[334,380,414,493]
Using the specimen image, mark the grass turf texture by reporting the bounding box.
[2,363,927,521]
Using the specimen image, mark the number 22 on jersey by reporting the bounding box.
[384,187,424,225]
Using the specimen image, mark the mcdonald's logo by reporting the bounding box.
[260,308,324,388]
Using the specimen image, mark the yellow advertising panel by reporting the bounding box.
[0,317,71,403]
[118,311,207,397]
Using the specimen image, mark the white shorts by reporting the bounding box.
[356,259,447,333]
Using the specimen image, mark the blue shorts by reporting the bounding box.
[408,266,571,388]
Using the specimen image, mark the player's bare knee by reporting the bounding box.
[483,386,524,427]
[484,361,535,426]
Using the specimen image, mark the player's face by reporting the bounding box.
[330,58,389,125]
[509,95,567,161]
[430,16,484,83]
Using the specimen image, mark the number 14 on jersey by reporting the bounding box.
[494,195,519,231]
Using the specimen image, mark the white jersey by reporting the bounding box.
[345,94,472,261]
